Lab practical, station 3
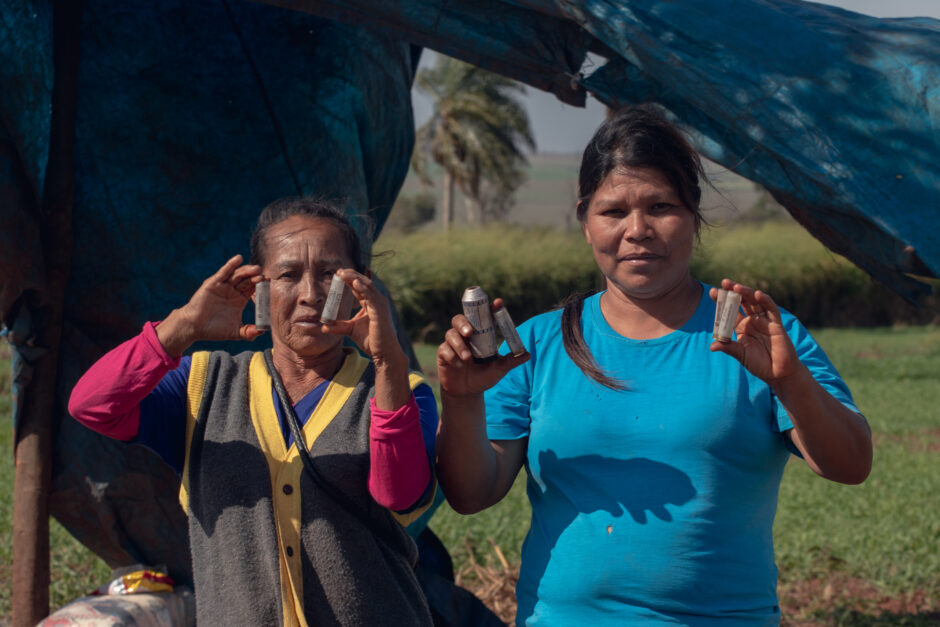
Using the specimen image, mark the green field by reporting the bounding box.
[397,153,779,231]
[0,342,113,620]
[2,322,938,623]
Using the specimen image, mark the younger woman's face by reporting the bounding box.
[582,167,698,301]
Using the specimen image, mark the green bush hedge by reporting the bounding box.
[692,221,937,328]
[373,226,602,342]
[374,221,937,343]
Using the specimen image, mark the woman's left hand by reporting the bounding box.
[709,278,800,384]
[320,269,405,369]
[710,279,872,485]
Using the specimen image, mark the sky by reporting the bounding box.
[412,0,940,154]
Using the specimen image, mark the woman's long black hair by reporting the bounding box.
[562,105,707,390]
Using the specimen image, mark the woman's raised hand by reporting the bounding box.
[437,298,529,398]
[320,269,405,368]
[708,278,800,384]
[157,255,265,356]
[321,269,414,411]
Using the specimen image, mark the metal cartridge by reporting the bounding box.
[254,279,270,331]
[461,286,498,362]
[493,305,525,356]
[712,288,742,342]
[320,274,348,324]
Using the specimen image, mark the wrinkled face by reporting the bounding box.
[261,215,356,359]
[583,167,698,301]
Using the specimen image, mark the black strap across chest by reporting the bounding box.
[262,349,412,562]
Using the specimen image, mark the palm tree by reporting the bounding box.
[412,55,535,229]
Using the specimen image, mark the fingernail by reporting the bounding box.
[462,326,472,334]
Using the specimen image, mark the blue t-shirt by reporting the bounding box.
[485,287,858,626]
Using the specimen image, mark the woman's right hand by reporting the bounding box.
[436,298,529,514]
[156,254,265,357]
[436,298,529,398]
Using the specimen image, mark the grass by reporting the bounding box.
[410,343,533,570]
[2,327,938,622]
[774,328,940,591]
[0,342,112,620]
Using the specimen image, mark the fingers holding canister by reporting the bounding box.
[437,317,529,397]
[441,315,475,364]
[461,286,501,363]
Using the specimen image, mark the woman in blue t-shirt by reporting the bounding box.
[435,106,872,626]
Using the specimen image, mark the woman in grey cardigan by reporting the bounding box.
[70,197,436,625]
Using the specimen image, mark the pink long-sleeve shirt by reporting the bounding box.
[68,322,434,511]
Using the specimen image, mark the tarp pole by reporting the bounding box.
[11,1,81,624]
[12,346,55,626]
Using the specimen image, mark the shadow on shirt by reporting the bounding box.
[535,450,696,523]
[516,450,696,619]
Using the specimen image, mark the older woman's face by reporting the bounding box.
[583,167,697,301]
[262,215,356,359]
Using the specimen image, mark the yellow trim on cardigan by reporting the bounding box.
[179,351,210,513]
[179,350,432,626]
[248,349,369,627]
[248,352,306,627]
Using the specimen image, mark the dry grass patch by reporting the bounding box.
[454,540,518,625]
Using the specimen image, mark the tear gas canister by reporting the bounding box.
[461,286,498,363]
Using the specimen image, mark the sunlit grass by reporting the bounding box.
[0,342,111,619]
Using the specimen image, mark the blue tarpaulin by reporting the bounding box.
[1,0,937,585]
[278,0,938,299]
[2,0,420,581]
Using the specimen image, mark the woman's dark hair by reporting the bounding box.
[576,105,706,223]
[249,196,368,273]
[563,105,707,390]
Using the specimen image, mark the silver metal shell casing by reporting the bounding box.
[254,280,270,331]
[493,305,525,356]
[712,288,742,342]
[320,274,348,323]
[461,286,498,362]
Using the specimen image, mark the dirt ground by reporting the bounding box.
[778,575,940,626]
[458,560,940,626]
